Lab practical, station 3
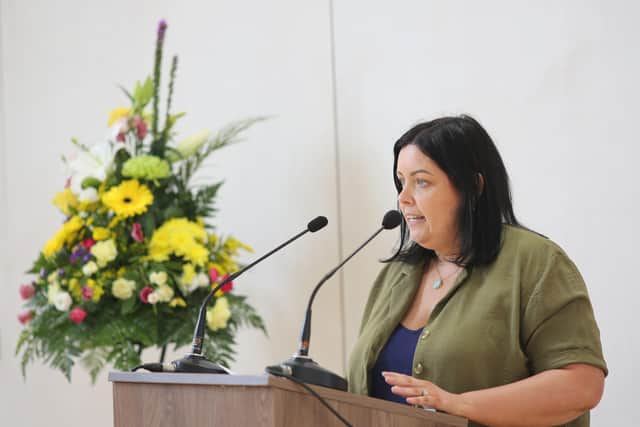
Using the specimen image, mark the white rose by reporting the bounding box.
[156,285,174,302]
[91,239,118,267]
[53,291,72,311]
[147,292,159,305]
[112,278,136,300]
[149,271,168,286]
[82,261,98,276]
[47,283,61,304]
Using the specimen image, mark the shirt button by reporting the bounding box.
[420,330,431,340]
[414,362,423,375]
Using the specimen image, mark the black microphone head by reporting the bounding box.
[382,210,402,230]
[307,216,328,232]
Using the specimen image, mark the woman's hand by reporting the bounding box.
[381,371,464,414]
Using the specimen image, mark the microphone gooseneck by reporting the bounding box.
[267,210,401,390]
[133,215,328,374]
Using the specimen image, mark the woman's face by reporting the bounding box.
[396,144,461,256]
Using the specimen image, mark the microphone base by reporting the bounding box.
[270,355,348,391]
[170,353,231,374]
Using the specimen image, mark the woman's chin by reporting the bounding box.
[409,233,431,249]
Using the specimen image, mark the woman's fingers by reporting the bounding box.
[389,385,425,397]
[382,371,420,386]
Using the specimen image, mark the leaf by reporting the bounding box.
[120,297,137,315]
[133,76,154,109]
[118,85,134,102]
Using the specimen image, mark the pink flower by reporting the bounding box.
[131,223,144,242]
[19,283,36,300]
[133,116,148,140]
[208,267,220,283]
[82,238,96,249]
[220,275,233,293]
[81,286,94,301]
[69,307,87,324]
[139,286,154,303]
[116,132,126,142]
[18,310,33,325]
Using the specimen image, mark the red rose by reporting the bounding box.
[19,283,36,300]
[18,310,33,325]
[139,286,154,303]
[131,223,144,242]
[81,286,94,301]
[69,307,87,324]
[82,238,96,249]
[220,275,233,293]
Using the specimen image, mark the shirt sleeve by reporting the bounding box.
[521,249,608,376]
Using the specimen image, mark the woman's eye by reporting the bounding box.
[416,179,429,187]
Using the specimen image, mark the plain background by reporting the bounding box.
[1,1,638,425]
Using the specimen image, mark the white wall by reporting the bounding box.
[1,0,637,425]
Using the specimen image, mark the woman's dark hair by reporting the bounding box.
[387,114,520,266]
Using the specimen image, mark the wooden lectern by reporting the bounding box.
[109,372,468,426]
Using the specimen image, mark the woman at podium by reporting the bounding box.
[348,115,607,427]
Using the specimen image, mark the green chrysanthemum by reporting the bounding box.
[122,155,171,180]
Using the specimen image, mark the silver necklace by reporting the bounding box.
[433,261,461,289]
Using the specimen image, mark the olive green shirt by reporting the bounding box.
[348,225,607,427]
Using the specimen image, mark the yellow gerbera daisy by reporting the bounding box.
[102,180,153,218]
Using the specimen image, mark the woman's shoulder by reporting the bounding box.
[500,224,571,262]
[497,225,584,291]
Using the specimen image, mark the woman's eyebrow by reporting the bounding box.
[410,169,433,176]
[396,169,434,177]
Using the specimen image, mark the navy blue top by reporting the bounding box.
[370,323,423,404]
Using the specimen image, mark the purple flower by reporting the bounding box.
[70,247,84,263]
[40,269,48,279]
[58,268,65,277]
[157,19,168,40]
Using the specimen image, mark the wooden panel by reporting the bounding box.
[113,383,274,427]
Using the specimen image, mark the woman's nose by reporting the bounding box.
[398,186,412,205]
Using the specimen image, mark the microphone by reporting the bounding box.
[266,210,402,390]
[133,215,328,374]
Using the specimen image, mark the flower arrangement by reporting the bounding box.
[15,20,265,382]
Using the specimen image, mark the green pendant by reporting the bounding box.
[433,280,442,289]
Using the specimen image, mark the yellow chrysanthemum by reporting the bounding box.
[52,188,79,216]
[68,278,82,300]
[223,236,253,255]
[148,218,209,266]
[92,227,111,241]
[108,106,131,127]
[43,216,84,257]
[102,180,153,218]
[206,297,231,331]
[91,285,104,302]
